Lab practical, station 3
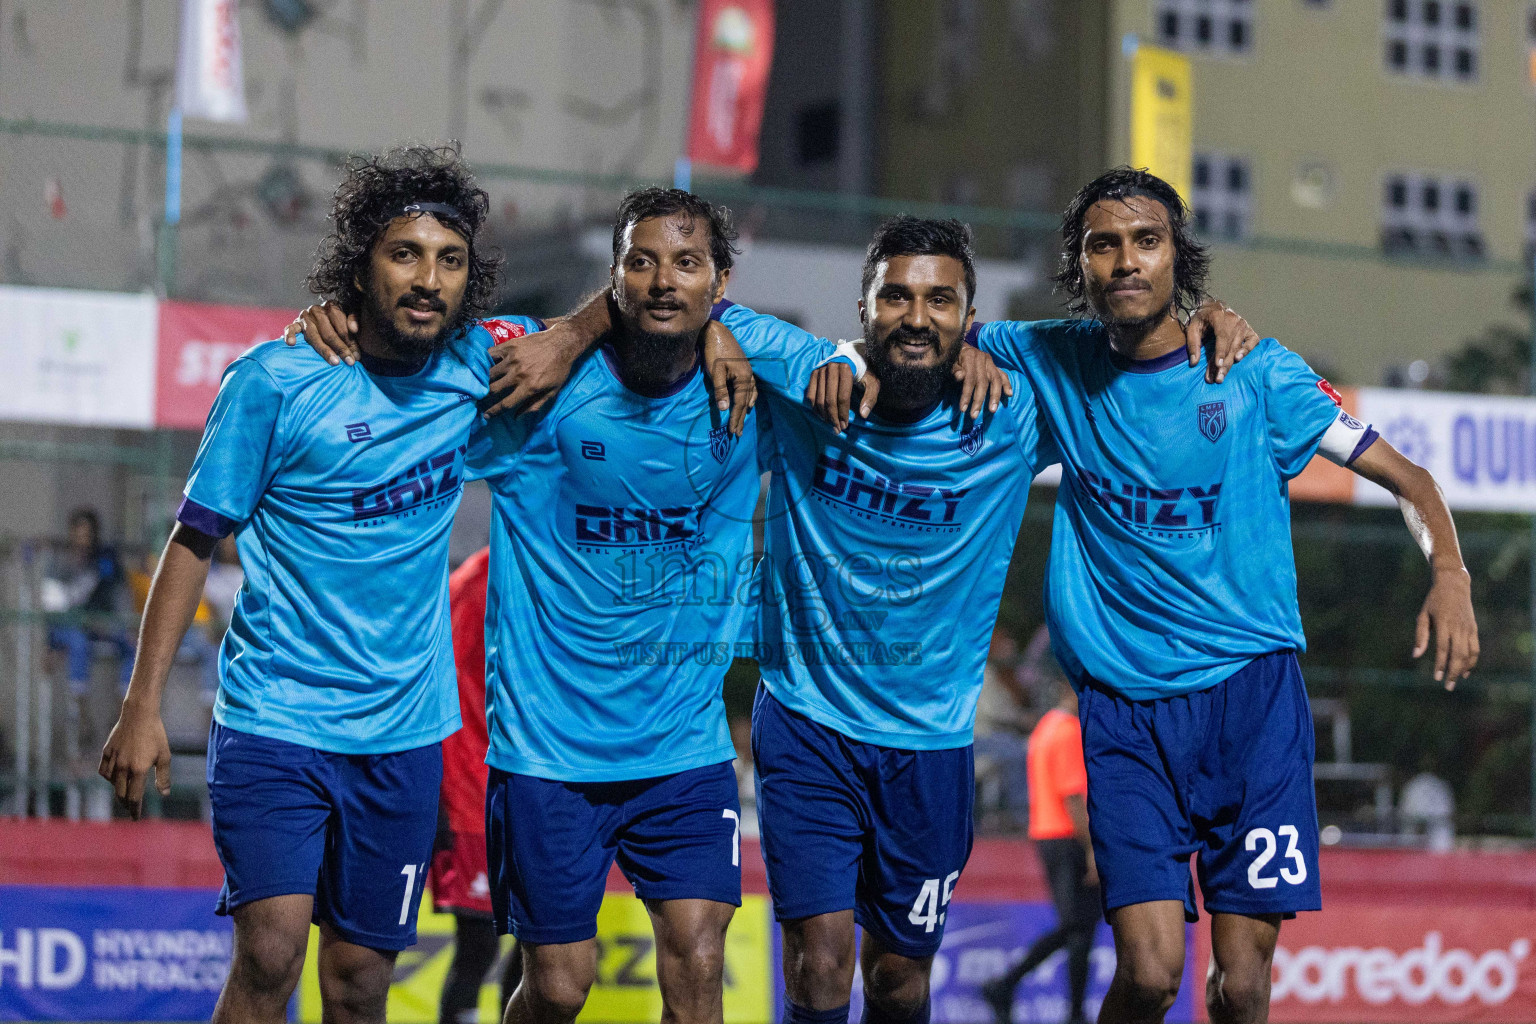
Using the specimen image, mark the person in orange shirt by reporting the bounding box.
[982,676,1101,1024]
[432,548,521,1024]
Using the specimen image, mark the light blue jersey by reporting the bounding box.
[975,320,1376,700]
[467,340,758,783]
[180,320,529,753]
[718,301,1057,749]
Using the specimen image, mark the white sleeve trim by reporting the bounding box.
[831,340,866,381]
[1317,409,1371,466]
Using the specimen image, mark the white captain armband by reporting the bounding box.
[822,340,866,382]
[1317,409,1379,466]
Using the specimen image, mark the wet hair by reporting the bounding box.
[306,144,502,319]
[861,216,977,306]
[1053,166,1210,317]
[611,187,739,274]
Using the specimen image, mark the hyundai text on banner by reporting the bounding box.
[0,885,231,1022]
[686,0,775,174]
[0,285,156,428]
[155,300,296,429]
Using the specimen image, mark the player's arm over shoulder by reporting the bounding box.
[713,300,839,393]
[969,318,1082,373]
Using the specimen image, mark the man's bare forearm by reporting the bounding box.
[552,289,614,348]
[1351,442,1465,572]
[122,525,216,712]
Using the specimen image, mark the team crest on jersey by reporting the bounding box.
[1197,401,1226,442]
[482,319,527,344]
[709,423,733,464]
[958,418,984,456]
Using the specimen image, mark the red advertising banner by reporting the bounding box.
[1192,905,1536,1023]
[155,299,295,429]
[685,0,775,174]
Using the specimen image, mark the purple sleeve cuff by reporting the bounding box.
[964,322,983,348]
[710,299,736,321]
[177,496,240,539]
[532,317,548,331]
[1346,427,1380,466]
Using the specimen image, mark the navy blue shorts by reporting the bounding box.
[752,687,974,959]
[485,761,742,945]
[206,722,442,951]
[1079,650,1321,922]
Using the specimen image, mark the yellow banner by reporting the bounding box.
[1129,44,1193,203]
[299,893,773,1024]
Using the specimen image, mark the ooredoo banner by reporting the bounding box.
[0,885,231,1021]
[1192,905,1536,1023]
[154,299,296,429]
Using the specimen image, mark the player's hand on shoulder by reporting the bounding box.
[1414,565,1479,690]
[283,300,359,366]
[98,701,172,821]
[807,356,872,433]
[953,344,1013,421]
[703,320,757,437]
[483,317,586,419]
[1185,300,1260,384]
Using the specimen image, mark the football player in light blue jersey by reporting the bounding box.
[467,189,758,1024]
[97,147,604,1024]
[492,217,1055,1024]
[956,169,1478,1024]
[710,219,1058,1024]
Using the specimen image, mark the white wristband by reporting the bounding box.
[831,340,866,382]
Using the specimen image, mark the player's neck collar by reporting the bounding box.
[1108,345,1190,374]
[598,338,700,399]
[358,349,431,377]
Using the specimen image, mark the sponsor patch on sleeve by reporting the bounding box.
[482,319,528,344]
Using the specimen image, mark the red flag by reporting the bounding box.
[686,0,775,175]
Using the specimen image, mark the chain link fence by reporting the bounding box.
[0,117,1532,840]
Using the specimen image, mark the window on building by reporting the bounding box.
[1385,0,1479,81]
[1155,0,1253,56]
[1381,172,1483,260]
[1191,153,1253,241]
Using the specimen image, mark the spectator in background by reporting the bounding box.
[981,673,1100,1024]
[432,548,520,1024]
[43,508,134,696]
[973,626,1034,832]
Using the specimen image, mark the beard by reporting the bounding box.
[864,322,961,410]
[1087,290,1175,337]
[613,309,703,391]
[359,287,466,362]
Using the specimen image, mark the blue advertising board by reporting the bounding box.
[0,885,231,1021]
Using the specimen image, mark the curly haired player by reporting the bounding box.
[98,145,604,1024]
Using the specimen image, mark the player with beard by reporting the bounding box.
[98,146,573,1024]
[461,188,767,1024]
[948,168,1477,1024]
[487,214,1256,1024]
[711,219,1055,1024]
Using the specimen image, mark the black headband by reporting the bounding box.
[395,201,471,235]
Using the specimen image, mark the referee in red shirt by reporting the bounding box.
[982,676,1101,1024]
[432,548,522,1023]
